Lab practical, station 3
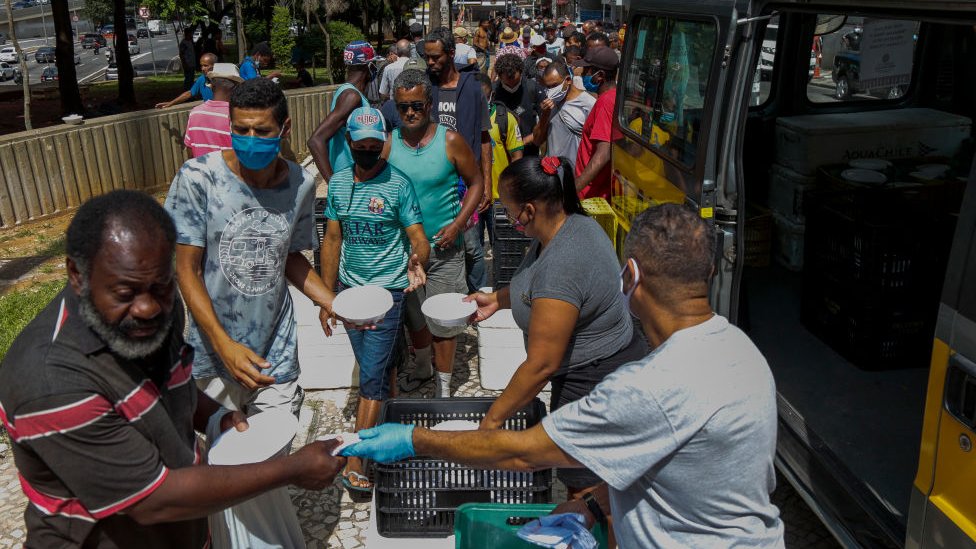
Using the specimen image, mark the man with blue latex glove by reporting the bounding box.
[346,423,416,463]
[342,205,786,549]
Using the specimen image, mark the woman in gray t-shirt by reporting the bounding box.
[469,155,647,495]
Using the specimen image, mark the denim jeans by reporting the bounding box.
[339,283,406,400]
[464,225,487,292]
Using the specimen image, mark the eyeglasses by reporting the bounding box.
[396,101,427,114]
[504,204,526,227]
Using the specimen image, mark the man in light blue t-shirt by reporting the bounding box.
[320,106,429,491]
[166,79,336,425]
[341,204,786,548]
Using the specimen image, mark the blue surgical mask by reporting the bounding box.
[660,112,675,123]
[232,130,283,170]
[581,74,600,93]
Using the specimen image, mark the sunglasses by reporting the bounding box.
[396,101,427,114]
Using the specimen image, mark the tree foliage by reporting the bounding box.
[270,5,294,68]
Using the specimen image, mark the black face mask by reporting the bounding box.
[352,149,382,171]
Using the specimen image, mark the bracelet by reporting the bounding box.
[582,491,607,525]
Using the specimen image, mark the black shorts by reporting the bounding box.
[550,323,649,490]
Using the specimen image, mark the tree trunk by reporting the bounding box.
[235,0,246,63]
[430,0,441,30]
[313,11,331,85]
[113,0,134,104]
[4,0,31,130]
[51,0,83,116]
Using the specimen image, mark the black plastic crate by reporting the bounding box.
[374,398,553,538]
[494,235,532,256]
[804,190,947,296]
[801,276,937,370]
[492,265,519,288]
[313,197,328,271]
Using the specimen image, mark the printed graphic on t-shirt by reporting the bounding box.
[369,197,386,214]
[218,208,289,296]
[438,99,458,131]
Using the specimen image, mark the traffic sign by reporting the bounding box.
[71,14,79,22]
[138,6,150,19]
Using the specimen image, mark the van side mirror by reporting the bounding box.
[815,14,847,36]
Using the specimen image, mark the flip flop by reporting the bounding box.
[341,470,373,493]
[399,368,434,392]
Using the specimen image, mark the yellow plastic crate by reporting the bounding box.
[582,197,618,244]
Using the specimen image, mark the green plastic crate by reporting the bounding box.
[454,503,609,549]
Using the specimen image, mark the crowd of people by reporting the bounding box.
[0,16,788,549]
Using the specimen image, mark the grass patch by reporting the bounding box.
[0,279,65,361]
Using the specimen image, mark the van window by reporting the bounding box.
[620,15,717,168]
[808,16,919,103]
[750,22,779,105]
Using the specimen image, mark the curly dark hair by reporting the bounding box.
[66,190,176,276]
[494,53,524,78]
[425,27,455,54]
[230,78,288,127]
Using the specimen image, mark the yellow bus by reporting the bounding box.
[611,1,976,546]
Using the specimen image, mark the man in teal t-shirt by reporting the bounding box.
[320,106,429,492]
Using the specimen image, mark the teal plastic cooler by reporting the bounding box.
[454,503,609,549]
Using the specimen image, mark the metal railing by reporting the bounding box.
[0,84,334,228]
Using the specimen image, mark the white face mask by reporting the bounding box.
[502,81,521,93]
[546,80,569,103]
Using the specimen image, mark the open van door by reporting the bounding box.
[614,0,751,317]
[907,161,976,549]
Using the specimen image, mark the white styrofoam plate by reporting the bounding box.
[430,420,480,431]
[421,293,477,327]
[333,285,393,325]
[317,432,362,456]
[916,163,950,177]
[849,158,892,170]
[209,411,298,465]
[841,168,887,184]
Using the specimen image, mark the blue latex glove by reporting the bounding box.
[517,513,598,549]
[339,423,416,463]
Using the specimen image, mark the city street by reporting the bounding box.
[0,32,178,86]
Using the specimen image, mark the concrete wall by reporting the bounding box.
[0,84,334,228]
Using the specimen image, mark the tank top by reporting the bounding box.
[388,124,461,246]
[328,83,369,176]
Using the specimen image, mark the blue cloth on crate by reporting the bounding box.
[517,513,599,549]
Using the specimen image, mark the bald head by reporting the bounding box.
[200,53,216,75]
[396,39,412,58]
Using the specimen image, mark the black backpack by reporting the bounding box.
[493,101,509,147]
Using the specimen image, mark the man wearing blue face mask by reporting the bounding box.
[573,46,619,201]
[165,79,337,441]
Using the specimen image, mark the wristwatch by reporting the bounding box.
[581,491,607,525]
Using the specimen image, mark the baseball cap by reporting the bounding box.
[529,34,546,47]
[343,40,378,65]
[346,107,387,142]
[209,63,242,83]
[453,26,469,37]
[574,46,619,71]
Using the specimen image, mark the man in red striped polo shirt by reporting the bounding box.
[183,63,241,158]
[0,191,346,548]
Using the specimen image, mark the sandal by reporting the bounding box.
[341,470,373,493]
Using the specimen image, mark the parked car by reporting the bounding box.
[81,33,107,49]
[40,66,58,82]
[0,62,15,81]
[0,46,18,63]
[105,62,117,80]
[34,46,55,63]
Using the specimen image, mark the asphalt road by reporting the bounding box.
[0,33,178,86]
